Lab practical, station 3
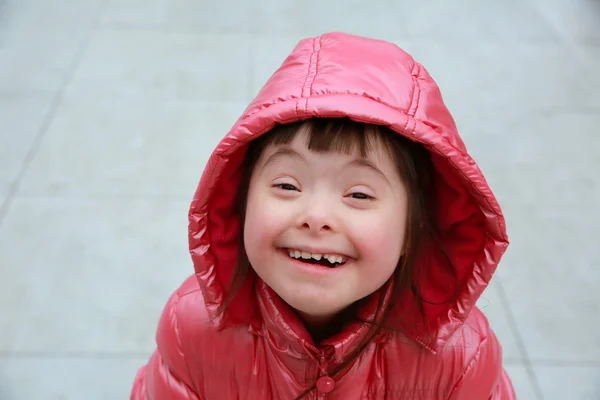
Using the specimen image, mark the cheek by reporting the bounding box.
[243,188,285,264]
[351,207,407,265]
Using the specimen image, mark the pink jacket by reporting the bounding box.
[131,32,515,399]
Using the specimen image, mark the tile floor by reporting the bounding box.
[1,0,599,399]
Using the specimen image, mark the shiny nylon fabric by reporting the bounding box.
[131,32,515,399]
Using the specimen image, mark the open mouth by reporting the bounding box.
[285,249,347,268]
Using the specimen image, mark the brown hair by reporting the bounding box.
[218,117,457,399]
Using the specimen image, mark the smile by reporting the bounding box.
[285,248,347,267]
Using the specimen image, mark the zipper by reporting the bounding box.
[318,351,327,376]
[317,349,335,399]
[317,351,327,399]
[303,344,334,399]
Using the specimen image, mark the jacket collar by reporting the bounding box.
[255,278,395,365]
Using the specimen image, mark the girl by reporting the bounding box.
[131,32,515,399]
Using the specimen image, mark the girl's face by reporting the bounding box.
[244,130,408,325]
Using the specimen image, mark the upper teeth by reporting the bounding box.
[288,250,345,264]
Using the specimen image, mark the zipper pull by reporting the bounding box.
[316,351,335,394]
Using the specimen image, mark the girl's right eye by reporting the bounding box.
[275,183,298,191]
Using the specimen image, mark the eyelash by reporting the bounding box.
[275,183,298,191]
[349,192,374,201]
[274,184,374,201]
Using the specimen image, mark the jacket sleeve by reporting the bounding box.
[447,329,516,400]
[130,290,202,400]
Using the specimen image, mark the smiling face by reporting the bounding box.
[243,123,409,324]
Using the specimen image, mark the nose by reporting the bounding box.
[299,193,335,234]
[301,216,332,233]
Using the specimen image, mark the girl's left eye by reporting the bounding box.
[349,192,374,200]
[276,183,298,191]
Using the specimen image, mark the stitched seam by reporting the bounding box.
[300,38,317,98]
[308,36,322,97]
[402,111,412,134]
[408,62,422,117]
[240,91,406,120]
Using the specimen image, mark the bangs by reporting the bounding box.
[259,118,385,158]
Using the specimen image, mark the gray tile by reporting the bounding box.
[67,29,251,102]
[504,364,539,400]
[459,112,600,207]
[403,0,558,41]
[0,0,104,31]
[535,364,600,400]
[100,0,251,33]
[529,0,600,43]
[0,197,192,353]
[0,29,86,93]
[406,39,599,119]
[19,94,245,197]
[476,281,524,362]
[574,43,600,97]
[0,94,53,192]
[497,204,600,362]
[576,43,600,68]
[0,356,148,400]
[247,0,410,41]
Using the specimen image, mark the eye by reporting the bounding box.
[275,183,298,191]
[348,192,374,200]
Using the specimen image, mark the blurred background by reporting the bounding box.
[0,0,599,399]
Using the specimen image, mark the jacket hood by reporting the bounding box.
[188,32,508,353]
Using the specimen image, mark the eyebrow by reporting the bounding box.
[261,148,390,184]
[261,147,307,169]
[347,158,390,184]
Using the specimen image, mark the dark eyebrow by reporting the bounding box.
[261,147,307,170]
[347,159,390,184]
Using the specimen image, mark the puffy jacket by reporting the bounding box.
[131,32,515,399]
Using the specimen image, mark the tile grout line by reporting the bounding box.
[495,279,545,400]
[0,0,110,228]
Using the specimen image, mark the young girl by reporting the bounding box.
[131,32,515,399]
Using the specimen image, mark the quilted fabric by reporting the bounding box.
[131,32,514,399]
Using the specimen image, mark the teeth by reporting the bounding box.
[325,255,342,264]
[323,254,345,264]
[287,249,345,264]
